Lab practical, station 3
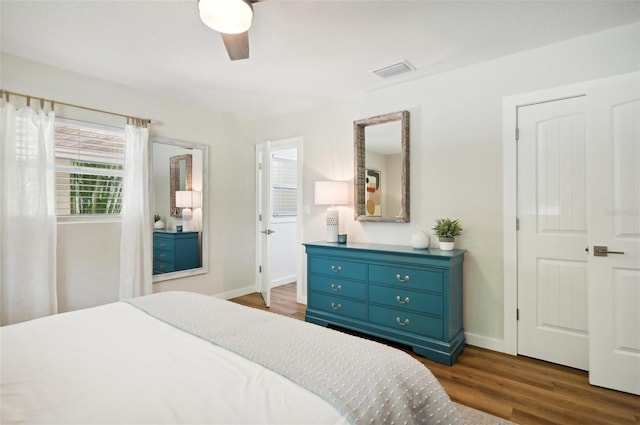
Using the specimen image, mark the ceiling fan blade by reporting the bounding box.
[221,31,250,61]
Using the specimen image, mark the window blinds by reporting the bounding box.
[55,119,125,216]
[271,154,297,217]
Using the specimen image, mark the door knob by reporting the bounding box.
[260,229,275,235]
[593,245,624,257]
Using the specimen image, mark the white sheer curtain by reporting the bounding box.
[0,101,57,325]
[119,124,152,299]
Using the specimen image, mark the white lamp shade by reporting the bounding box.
[191,191,203,209]
[315,181,350,206]
[175,191,193,208]
[198,0,253,34]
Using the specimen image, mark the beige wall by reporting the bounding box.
[1,53,258,312]
[2,21,638,350]
[254,22,640,350]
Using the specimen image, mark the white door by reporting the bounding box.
[517,96,589,370]
[256,138,303,308]
[256,143,273,307]
[586,78,640,395]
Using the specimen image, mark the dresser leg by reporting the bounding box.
[412,340,466,366]
[304,315,329,328]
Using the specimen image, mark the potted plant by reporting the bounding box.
[432,218,462,251]
[154,214,165,230]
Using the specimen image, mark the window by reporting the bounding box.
[270,153,297,217]
[55,119,125,216]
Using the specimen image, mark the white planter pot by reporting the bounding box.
[439,237,454,251]
[154,220,165,230]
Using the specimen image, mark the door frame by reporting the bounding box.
[255,137,304,304]
[501,72,639,355]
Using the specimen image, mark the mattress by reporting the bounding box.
[1,291,461,424]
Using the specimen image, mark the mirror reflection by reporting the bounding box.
[152,138,208,281]
[354,111,410,222]
[170,154,192,217]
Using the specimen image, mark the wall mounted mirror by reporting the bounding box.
[354,110,410,222]
[151,138,208,282]
[170,154,192,217]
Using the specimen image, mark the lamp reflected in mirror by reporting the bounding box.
[176,190,193,231]
[175,190,203,232]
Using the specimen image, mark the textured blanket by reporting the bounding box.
[125,291,462,425]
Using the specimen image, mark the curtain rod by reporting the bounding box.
[0,89,151,126]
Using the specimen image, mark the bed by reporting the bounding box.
[1,291,462,424]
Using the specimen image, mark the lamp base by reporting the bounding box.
[326,207,339,243]
[181,208,192,232]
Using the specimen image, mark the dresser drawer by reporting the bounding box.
[309,275,366,300]
[308,293,366,320]
[369,305,443,340]
[369,285,443,316]
[153,237,175,251]
[153,260,175,274]
[369,265,443,293]
[309,257,367,281]
[153,249,175,263]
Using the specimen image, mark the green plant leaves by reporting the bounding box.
[432,218,463,238]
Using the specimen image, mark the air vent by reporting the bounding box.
[373,61,415,79]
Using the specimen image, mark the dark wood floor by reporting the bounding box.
[231,283,640,425]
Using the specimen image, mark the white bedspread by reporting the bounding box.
[127,291,461,425]
[1,302,348,424]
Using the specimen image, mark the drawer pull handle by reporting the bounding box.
[160,242,166,248]
[396,317,410,326]
[396,274,410,283]
[395,295,410,304]
[331,265,342,273]
[330,283,342,291]
[331,302,342,310]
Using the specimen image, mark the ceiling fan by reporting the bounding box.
[198,0,263,61]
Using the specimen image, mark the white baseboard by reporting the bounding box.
[271,275,296,288]
[464,332,507,354]
[212,278,295,302]
[213,285,256,300]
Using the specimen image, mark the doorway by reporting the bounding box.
[504,73,640,395]
[255,137,303,308]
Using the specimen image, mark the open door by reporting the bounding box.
[587,76,640,395]
[256,142,272,307]
[256,138,303,308]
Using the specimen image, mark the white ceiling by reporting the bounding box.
[2,1,639,120]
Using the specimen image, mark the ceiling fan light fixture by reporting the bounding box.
[199,0,253,34]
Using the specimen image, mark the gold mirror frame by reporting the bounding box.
[354,110,410,222]
[169,154,192,217]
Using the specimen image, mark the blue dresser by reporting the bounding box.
[304,242,465,365]
[153,231,199,274]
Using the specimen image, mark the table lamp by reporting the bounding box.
[315,181,349,243]
[175,190,193,232]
